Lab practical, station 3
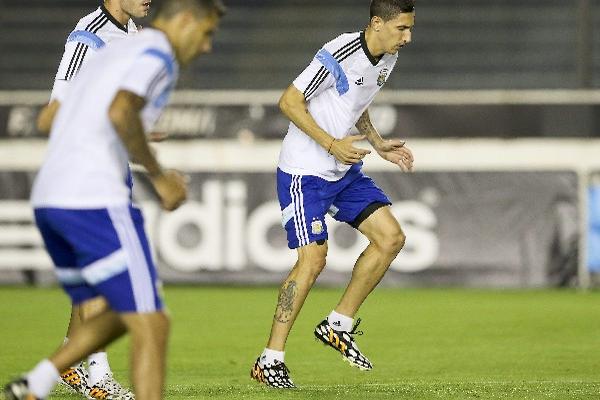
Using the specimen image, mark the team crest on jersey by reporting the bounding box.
[311,219,324,235]
[377,68,390,87]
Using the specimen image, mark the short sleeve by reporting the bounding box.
[50,79,69,102]
[119,49,175,103]
[293,53,336,102]
[50,30,105,100]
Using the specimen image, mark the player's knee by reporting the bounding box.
[375,228,406,255]
[124,311,170,339]
[152,312,171,339]
[156,311,170,329]
[298,256,327,278]
[297,247,328,278]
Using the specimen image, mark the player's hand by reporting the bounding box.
[375,139,414,172]
[151,170,188,211]
[329,135,371,165]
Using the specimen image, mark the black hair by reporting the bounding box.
[155,0,226,19]
[370,0,414,21]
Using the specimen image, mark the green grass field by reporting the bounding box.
[2,287,600,399]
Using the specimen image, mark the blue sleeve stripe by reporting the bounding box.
[315,49,349,96]
[67,30,106,50]
[142,49,175,77]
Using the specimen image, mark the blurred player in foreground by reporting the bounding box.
[251,0,415,388]
[37,1,147,398]
[4,0,224,399]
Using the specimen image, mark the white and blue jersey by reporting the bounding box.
[277,31,397,249]
[50,5,138,101]
[32,28,177,208]
[32,28,178,312]
[279,31,398,181]
[49,5,138,200]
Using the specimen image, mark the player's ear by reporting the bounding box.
[370,16,384,32]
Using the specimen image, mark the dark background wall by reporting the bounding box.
[1,0,598,90]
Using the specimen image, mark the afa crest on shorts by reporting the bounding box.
[311,219,324,235]
[377,68,390,87]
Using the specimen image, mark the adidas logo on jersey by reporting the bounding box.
[355,77,364,86]
[332,321,342,327]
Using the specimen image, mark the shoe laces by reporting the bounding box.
[349,318,364,336]
[272,361,291,377]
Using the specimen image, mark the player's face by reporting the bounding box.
[379,12,415,54]
[176,12,220,66]
[120,0,151,19]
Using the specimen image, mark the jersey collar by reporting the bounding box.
[360,30,382,66]
[100,4,128,33]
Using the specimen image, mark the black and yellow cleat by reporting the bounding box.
[59,365,88,395]
[86,385,110,399]
[250,357,295,389]
[86,373,134,400]
[314,318,373,371]
[3,377,42,400]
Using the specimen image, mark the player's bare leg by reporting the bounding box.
[4,310,126,400]
[50,310,127,372]
[119,312,170,400]
[251,242,328,388]
[57,304,86,394]
[66,305,83,337]
[336,206,405,316]
[59,297,131,398]
[314,206,405,370]
[58,300,99,395]
[76,297,134,398]
[267,241,328,351]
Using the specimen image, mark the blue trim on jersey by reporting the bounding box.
[143,49,175,77]
[67,30,106,50]
[315,48,349,95]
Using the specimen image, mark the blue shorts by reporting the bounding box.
[277,163,391,249]
[34,205,163,313]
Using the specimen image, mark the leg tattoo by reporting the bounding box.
[275,281,297,323]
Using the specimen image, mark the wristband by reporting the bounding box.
[327,138,336,154]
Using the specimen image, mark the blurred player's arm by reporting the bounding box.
[108,90,186,210]
[37,100,61,135]
[355,109,414,172]
[37,97,166,142]
[279,85,370,165]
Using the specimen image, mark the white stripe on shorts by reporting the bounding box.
[55,268,85,285]
[108,206,156,313]
[82,249,128,285]
[289,176,302,246]
[291,175,309,246]
[296,176,310,245]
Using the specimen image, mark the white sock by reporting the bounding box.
[259,348,285,367]
[88,352,111,386]
[27,359,60,398]
[328,310,353,332]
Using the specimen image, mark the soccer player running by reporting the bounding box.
[3,1,225,399]
[36,2,149,399]
[251,0,415,388]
